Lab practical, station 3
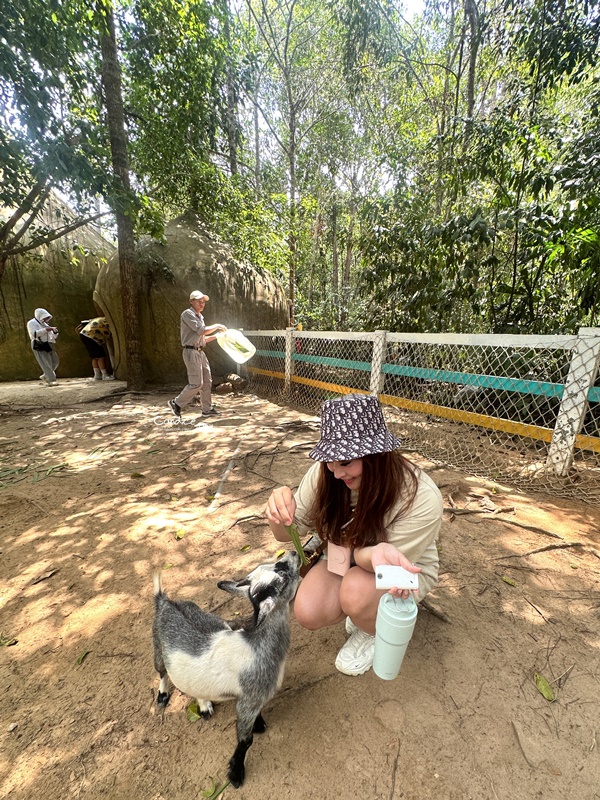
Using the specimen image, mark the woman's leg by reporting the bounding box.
[32,345,56,383]
[339,566,386,635]
[293,561,345,630]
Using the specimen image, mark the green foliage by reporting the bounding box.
[124,0,228,178]
[3,0,599,336]
[503,0,599,91]
[0,0,162,269]
[0,1,111,202]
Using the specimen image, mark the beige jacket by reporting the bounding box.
[293,461,443,601]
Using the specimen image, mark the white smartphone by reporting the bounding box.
[375,564,419,591]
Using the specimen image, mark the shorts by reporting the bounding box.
[80,333,106,359]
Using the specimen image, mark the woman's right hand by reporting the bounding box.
[265,486,296,529]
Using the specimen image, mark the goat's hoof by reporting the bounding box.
[227,765,244,788]
[253,714,266,734]
[198,700,214,719]
[156,691,170,708]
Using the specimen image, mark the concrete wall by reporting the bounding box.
[0,196,115,381]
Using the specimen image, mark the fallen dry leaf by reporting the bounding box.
[31,568,59,585]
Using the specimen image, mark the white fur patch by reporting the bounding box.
[246,564,278,588]
[276,660,286,691]
[165,630,253,702]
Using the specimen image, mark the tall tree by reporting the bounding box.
[97,0,144,389]
[242,0,345,321]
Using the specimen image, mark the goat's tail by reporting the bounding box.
[153,569,164,597]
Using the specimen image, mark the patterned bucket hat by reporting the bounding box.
[309,394,402,462]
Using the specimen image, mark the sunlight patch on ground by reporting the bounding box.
[60,593,131,638]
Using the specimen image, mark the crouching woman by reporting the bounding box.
[265,393,443,676]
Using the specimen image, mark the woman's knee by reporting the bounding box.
[293,595,324,630]
[294,610,322,631]
[339,570,375,616]
[293,584,340,630]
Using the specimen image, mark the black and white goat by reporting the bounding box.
[152,550,301,788]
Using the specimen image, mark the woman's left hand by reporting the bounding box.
[370,542,421,599]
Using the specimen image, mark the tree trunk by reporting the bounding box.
[98,1,144,390]
[343,202,354,286]
[331,204,339,292]
[331,203,339,324]
[226,73,238,176]
[339,202,354,327]
[308,210,322,306]
[252,15,261,199]
[0,179,49,284]
[287,111,297,325]
[464,0,480,138]
[0,253,7,286]
[436,0,461,216]
[253,97,261,198]
[223,4,238,176]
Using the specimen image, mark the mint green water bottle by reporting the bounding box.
[373,594,418,680]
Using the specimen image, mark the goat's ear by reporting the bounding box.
[217,579,250,598]
[256,596,276,626]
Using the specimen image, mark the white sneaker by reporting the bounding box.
[335,628,375,676]
[345,616,358,635]
[103,375,116,380]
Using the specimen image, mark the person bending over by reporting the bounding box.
[78,317,114,380]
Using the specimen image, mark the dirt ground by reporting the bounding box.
[1,379,599,800]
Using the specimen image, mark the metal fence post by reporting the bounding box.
[546,327,600,476]
[284,327,294,396]
[370,330,388,396]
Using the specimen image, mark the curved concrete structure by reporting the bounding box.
[0,194,115,381]
[94,212,288,383]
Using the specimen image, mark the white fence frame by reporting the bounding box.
[242,327,600,477]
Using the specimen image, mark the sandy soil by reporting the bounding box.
[0,380,599,800]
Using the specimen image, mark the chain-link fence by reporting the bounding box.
[240,328,600,504]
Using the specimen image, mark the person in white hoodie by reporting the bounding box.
[26,308,59,385]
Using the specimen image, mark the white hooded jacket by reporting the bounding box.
[27,308,58,344]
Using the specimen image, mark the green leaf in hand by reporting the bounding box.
[285,523,309,566]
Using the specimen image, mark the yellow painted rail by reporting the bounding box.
[379,393,554,442]
[247,367,600,454]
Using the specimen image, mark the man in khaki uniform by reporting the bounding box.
[168,290,227,418]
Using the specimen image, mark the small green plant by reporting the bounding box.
[284,523,309,566]
[200,777,230,798]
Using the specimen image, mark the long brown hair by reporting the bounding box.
[307,451,419,548]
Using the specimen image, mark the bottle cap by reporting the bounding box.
[377,593,418,627]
